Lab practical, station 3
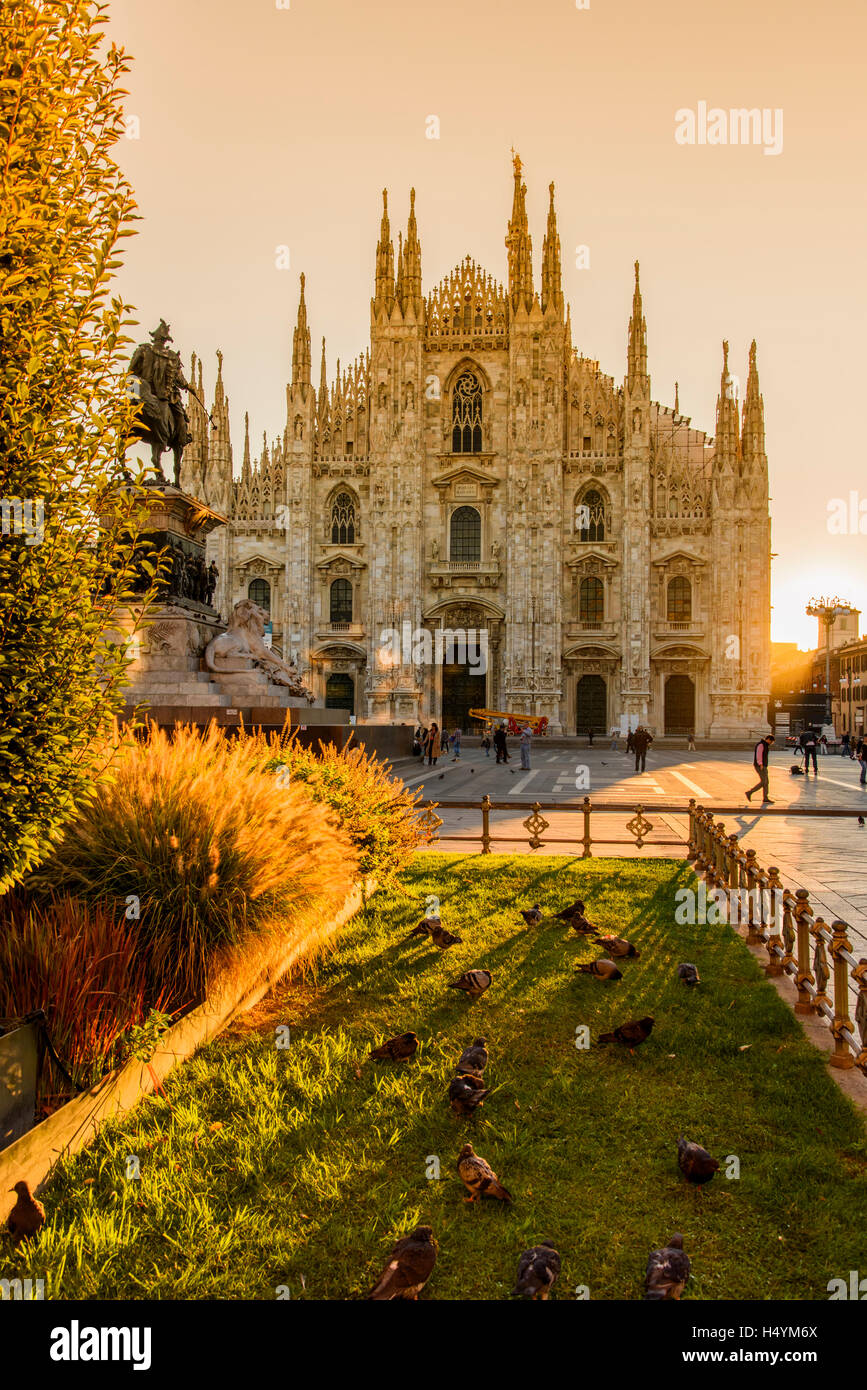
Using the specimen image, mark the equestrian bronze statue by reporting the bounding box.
[128,320,212,487]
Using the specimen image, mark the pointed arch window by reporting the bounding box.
[667,576,692,622]
[575,489,607,542]
[330,577,353,623]
[452,371,483,453]
[330,492,356,545]
[450,505,481,562]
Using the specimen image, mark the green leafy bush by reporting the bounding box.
[262,737,432,883]
[0,1,153,891]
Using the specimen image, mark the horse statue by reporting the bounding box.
[204,600,316,704]
[127,320,199,487]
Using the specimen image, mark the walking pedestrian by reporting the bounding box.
[610,726,619,751]
[424,722,441,767]
[841,731,851,758]
[626,728,635,755]
[819,734,828,756]
[801,726,818,776]
[451,727,462,761]
[481,729,491,757]
[519,723,532,770]
[857,736,867,786]
[493,723,508,764]
[633,725,654,773]
[745,733,775,804]
[687,729,696,751]
[587,727,594,748]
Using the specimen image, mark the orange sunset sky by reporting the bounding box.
[106,0,867,649]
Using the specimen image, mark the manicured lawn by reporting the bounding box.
[10,855,867,1300]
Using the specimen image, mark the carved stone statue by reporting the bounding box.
[204,600,316,702]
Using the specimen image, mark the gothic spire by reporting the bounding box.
[741,338,765,470]
[291,273,311,387]
[714,339,741,469]
[241,411,251,483]
[506,151,533,313]
[627,261,647,388]
[374,189,395,317]
[541,181,563,317]
[403,187,423,316]
[395,229,405,309]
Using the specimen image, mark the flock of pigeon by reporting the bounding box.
[364,897,717,1301]
[5,898,717,1302]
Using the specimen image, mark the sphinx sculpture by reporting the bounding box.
[204,600,316,704]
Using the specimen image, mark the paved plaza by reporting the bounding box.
[397,743,867,967]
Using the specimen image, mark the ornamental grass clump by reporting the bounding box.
[0,891,170,1099]
[261,736,433,883]
[29,722,359,1002]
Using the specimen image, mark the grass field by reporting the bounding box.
[7,855,867,1300]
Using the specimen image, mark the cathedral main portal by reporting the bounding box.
[442,663,486,734]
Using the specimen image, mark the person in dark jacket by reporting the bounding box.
[493,723,509,764]
[800,726,818,776]
[633,726,654,773]
[626,728,635,755]
[746,734,775,803]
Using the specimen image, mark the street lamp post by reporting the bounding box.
[806,595,853,728]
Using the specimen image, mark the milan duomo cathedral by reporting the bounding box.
[181,156,771,738]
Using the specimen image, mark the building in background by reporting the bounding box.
[182,157,771,737]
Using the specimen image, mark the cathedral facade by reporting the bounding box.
[182,157,771,738]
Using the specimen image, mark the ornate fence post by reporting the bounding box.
[582,796,592,859]
[744,849,762,944]
[828,922,855,1070]
[480,795,492,855]
[727,833,740,896]
[780,888,797,978]
[764,866,784,976]
[810,916,832,1016]
[687,799,697,861]
[713,823,726,886]
[793,888,817,1015]
[852,958,867,1074]
[693,806,706,873]
[704,812,717,888]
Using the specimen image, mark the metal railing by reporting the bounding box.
[412,795,867,1074]
[415,796,686,854]
[687,801,867,1074]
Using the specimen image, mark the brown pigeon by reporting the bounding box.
[6,1180,45,1245]
[448,969,491,999]
[512,1241,561,1299]
[457,1038,488,1074]
[448,1072,491,1115]
[366,1224,438,1300]
[644,1233,691,1300]
[575,957,623,981]
[369,1031,419,1061]
[407,916,440,938]
[677,1135,719,1189]
[520,904,543,926]
[593,934,641,959]
[429,923,463,950]
[677,962,701,987]
[457,1142,512,1203]
[555,899,586,920]
[597,1016,654,1052]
